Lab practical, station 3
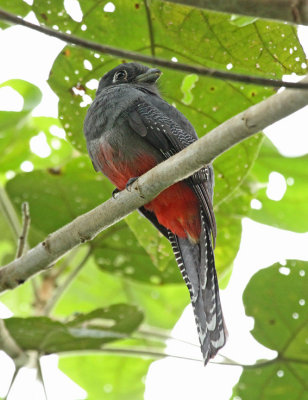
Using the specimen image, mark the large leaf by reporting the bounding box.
[59,354,152,400]
[249,138,308,232]
[0,80,73,179]
[0,0,30,23]
[0,79,41,131]
[5,156,112,247]
[0,116,73,176]
[0,79,42,112]
[53,255,188,330]
[39,0,307,203]
[231,260,308,399]
[3,304,143,353]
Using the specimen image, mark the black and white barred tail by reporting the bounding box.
[168,210,227,365]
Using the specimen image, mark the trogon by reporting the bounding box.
[84,63,227,364]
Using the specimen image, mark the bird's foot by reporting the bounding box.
[112,188,121,199]
[125,177,139,192]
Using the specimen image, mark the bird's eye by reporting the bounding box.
[113,70,128,83]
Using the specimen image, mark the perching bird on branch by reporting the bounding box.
[84,62,227,364]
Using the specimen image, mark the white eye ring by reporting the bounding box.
[113,70,128,83]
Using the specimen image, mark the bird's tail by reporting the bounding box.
[168,211,227,365]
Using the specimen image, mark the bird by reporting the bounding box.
[84,62,227,364]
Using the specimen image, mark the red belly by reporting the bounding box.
[97,144,201,241]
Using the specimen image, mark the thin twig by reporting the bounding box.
[0,8,307,89]
[97,346,204,362]
[144,0,155,56]
[43,247,92,316]
[3,365,22,400]
[136,327,200,348]
[16,202,30,258]
[93,348,306,369]
[36,354,48,400]
[0,186,21,241]
[68,347,283,368]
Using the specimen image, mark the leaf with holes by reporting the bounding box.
[52,253,188,331]
[0,79,42,132]
[5,155,113,247]
[231,260,308,400]
[92,218,182,285]
[249,138,308,232]
[39,0,306,205]
[0,116,73,175]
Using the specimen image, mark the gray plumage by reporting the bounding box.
[84,63,227,364]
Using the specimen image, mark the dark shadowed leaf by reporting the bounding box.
[3,304,143,353]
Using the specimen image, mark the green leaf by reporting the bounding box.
[59,354,152,400]
[232,260,308,399]
[0,80,42,133]
[249,138,308,232]
[3,304,143,353]
[5,155,113,247]
[0,79,42,112]
[229,15,258,27]
[0,0,31,21]
[92,220,182,284]
[43,0,305,204]
[125,280,188,329]
[232,362,308,400]
[0,117,73,176]
[125,211,177,272]
[53,254,187,330]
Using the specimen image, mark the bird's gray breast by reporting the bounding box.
[84,84,163,164]
[84,85,146,141]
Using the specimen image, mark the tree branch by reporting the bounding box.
[0,8,308,89]
[0,75,307,292]
[164,0,308,25]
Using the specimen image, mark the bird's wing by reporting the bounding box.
[127,99,216,241]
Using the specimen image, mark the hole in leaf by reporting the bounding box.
[64,0,83,22]
[104,2,116,12]
[181,74,198,105]
[0,87,24,111]
[20,161,34,172]
[266,171,287,201]
[279,267,290,276]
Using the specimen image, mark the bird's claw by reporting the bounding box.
[126,177,138,192]
[112,188,120,199]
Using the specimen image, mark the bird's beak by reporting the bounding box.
[135,68,162,83]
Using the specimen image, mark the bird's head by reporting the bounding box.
[97,63,162,93]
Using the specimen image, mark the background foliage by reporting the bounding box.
[0,0,307,399]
